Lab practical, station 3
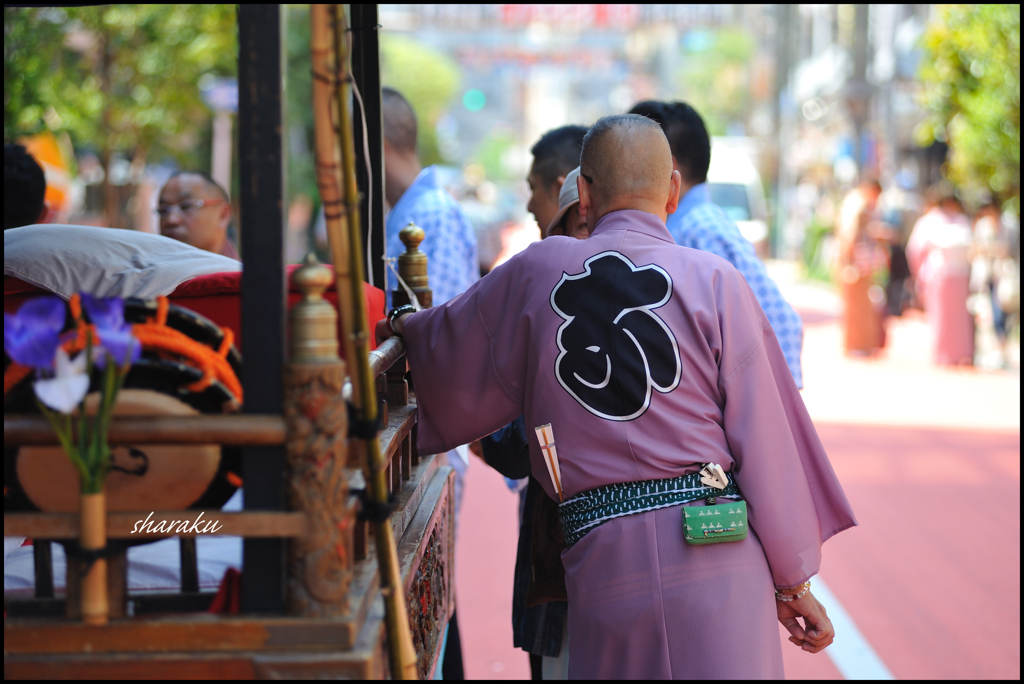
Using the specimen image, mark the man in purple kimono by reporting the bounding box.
[382,114,857,679]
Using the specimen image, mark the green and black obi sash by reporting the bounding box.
[558,469,740,547]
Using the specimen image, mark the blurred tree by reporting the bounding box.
[917,4,1020,216]
[284,5,316,212]
[4,5,236,227]
[4,8,66,139]
[476,128,516,182]
[379,34,461,167]
[675,27,755,136]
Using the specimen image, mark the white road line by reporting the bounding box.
[814,577,895,680]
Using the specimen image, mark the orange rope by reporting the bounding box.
[218,328,234,357]
[132,296,242,400]
[131,323,243,400]
[3,363,32,397]
[68,293,82,321]
[156,296,169,326]
[5,297,242,403]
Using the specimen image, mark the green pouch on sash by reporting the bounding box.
[683,500,748,545]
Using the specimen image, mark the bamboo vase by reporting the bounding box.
[79,490,109,626]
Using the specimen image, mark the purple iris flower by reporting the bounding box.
[80,292,127,329]
[80,293,141,368]
[3,296,66,368]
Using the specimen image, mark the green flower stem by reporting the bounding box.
[36,399,89,485]
[94,358,121,486]
[79,331,94,482]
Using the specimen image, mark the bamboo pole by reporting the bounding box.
[310,5,418,678]
[79,490,109,625]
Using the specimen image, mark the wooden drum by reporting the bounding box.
[4,298,242,514]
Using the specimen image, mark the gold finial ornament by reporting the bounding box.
[289,253,340,363]
[394,221,433,309]
[399,221,425,251]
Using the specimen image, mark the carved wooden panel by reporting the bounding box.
[404,470,454,679]
[283,362,352,617]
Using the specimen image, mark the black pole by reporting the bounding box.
[350,4,386,290]
[238,4,287,614]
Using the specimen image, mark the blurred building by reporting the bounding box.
[380,4,939,262]
[381,5,751,179]
[776,4,936,258]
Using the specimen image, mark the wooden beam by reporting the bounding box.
[4,415,286,446]
[367,336,406,378]
[3,616,351,655]
[4,550,390,657]
[4,511,308,540]
[3,657,258,680]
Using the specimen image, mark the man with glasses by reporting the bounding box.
[157,171,239,259]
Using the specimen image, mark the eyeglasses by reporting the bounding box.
[156,198,226,218]
[580,172,594,184]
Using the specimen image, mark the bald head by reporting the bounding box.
[382,87,418,155]
[577,114,681,229]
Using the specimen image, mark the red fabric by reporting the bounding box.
[4,267,386,358]
[207,567,242,615]
[3,277,46,314]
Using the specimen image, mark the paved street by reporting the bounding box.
[453,262,1021,680]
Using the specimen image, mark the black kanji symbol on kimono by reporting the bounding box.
[550,251,681,420]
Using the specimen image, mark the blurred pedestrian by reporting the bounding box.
[157,171,239,259]
[4,143,50,230]
[527,125,590,238]
[629,100,805,387]
[383,114,856,679]
[907,184,975,366]
[876,171,923,317]
[381,85,479,680]
[383,86,479,311]
[834,179,888,356]
[970,200,1015,368]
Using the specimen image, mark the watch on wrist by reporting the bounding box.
[387,304,416,337]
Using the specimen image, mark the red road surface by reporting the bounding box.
[454,265,1020,680]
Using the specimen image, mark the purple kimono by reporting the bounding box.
[404,209,857,679]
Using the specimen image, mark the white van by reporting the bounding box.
[706,139,770,258]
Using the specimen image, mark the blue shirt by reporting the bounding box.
[666,183,804,387]
[385,166,479,309]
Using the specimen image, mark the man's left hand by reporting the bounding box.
[776,590,835,653]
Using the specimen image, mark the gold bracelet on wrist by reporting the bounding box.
[774,580,811,602]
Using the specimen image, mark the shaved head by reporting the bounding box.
[577,114,679,227]
[382,86,417,155]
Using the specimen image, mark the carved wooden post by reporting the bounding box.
[390,222,431,488]
[284,254,352,616]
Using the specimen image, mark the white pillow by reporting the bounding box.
[4,224,241,300]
